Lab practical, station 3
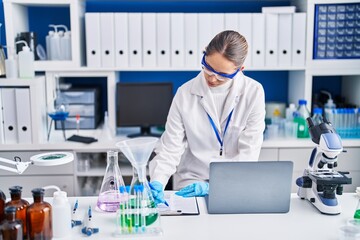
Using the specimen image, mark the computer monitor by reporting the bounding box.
[116,82,173,138]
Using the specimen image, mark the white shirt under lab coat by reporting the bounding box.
[149,71,266,189]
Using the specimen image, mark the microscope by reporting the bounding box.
[296,117,352,215]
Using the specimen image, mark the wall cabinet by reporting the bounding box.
[1,0,359,195]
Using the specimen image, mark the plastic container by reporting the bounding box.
[312,108,323,125]
[5,48,18,79]
[49,24,61,60]
[5,186,29,237]
[293,99,310,138]
[338,225,360,240]
[52,190,71,238]
[15,40,34,79]
[286,103,297,121]
[58,25,72,60]
[322,90,336,122]
[46,30,54,60]
[0,206,23,240]
[26,188,52,240]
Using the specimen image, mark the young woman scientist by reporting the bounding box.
[149,30,266,203]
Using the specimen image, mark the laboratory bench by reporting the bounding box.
[45,193,359,240]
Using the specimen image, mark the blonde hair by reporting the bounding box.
[205,30,248,68]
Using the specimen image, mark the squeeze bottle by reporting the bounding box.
[15,40,35,79]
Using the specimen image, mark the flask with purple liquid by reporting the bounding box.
[97,151,126,212]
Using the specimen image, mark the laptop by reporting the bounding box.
[206,161,293,214]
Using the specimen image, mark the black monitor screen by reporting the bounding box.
[116,82,173,137]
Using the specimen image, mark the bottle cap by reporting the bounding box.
[298,99,307,105]
[53,190,67,198]
[9,186,23,194]
[313,108,323,114]
[289,103,296,109]
[4,206,17,214]
[31,188,45,196]
[22,45,30,51]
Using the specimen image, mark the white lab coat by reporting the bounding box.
[149,71,266,189]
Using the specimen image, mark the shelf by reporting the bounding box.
[3,0,85,71]
[43,66,306,72]
[76,164,133,177]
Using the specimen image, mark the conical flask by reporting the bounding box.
[115,137,162,236]
[97,150,126,212]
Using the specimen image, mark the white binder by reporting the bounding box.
[85,13,101,68]
[100,13,115,68]
[15,88,32,144]
[251,13,265,68]
[198,13,212,59]
[184,13,198,68]
[115,12,129,68]
[1,88,17,144]
[142,13,157,67]
[156,13,171,68]
[239,13,253,68]
[128,13,143,67]
[211,13,225,36]
[278,14,293,67]
[265,13,279,67]
[170,13,185,67]
[225,13,238,31]
[0,89,4,144]
[292,13,306,67]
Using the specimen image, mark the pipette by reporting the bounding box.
[81,206,99,236]
[71,199,82,227]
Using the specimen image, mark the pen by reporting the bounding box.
[148,182,169,207]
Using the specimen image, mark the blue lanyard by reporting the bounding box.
[207,109,234,156]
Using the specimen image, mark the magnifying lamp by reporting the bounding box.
[0,152,74,174]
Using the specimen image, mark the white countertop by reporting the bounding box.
[51,193,359,240]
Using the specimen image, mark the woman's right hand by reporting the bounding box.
[149,181,166,205]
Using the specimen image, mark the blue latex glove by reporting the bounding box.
[149,181,166,205]
[175,182,209,197]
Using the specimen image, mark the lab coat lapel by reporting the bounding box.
[220,72,245,124]
[191,72,221,130]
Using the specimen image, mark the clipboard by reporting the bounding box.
[157,191,200,216]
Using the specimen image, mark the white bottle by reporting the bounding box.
[58,24,72,60]
[5,48,18,79]
[49,25,61,60]
[52,190,72,238]
[46,30,54,60]
[61,31,72,60]
[286,103,296,121]
[16,40,35,79]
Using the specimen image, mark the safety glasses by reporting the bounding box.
[201,54,240,81]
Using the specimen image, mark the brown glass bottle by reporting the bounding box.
[0,206,23,240]
[0,189,6,222]
[26,188,52,240]
[5,186,29,238]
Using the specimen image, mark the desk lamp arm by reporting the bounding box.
[0,157,32,174]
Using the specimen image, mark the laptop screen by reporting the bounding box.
[206,161,293,214]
